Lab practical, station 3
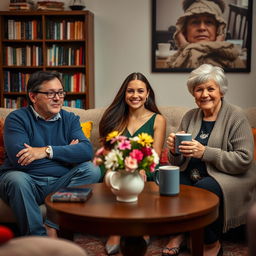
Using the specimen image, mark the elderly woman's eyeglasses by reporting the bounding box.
[34,91,67,98]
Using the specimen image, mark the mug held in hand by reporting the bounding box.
[154,165,180,196]
[175,133,192,154]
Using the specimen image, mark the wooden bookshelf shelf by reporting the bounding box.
[0,10,95,109]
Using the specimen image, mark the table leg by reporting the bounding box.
[190,228,204,256]
[120,236,147,256]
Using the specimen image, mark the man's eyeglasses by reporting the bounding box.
[34,91,67,99]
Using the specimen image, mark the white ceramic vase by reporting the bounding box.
[104,170,145,202]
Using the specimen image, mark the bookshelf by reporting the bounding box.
[0,11,95,109]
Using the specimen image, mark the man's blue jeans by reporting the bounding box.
[0,161,101,236]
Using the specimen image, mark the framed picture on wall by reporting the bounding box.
[151,0,253,73]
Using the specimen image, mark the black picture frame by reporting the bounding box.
[151,0,253,73]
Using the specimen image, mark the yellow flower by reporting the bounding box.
[106,131,120,142]
[137,133,154,147]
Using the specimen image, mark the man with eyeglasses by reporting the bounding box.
[0,71,101,237]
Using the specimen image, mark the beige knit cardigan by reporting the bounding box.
[169,100,256,232]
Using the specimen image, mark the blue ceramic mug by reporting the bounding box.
[175,133,192,154]
[154,165,180,196]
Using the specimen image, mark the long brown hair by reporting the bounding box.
[99,72,161,141]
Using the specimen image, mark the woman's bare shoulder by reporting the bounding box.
[156,113,166,123]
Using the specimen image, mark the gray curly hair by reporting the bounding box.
[187,64,228,95]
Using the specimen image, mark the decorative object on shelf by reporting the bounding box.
[9,0,35,11]
[69,0,85,10]
[94,131,159,202]
[37,1,64,11]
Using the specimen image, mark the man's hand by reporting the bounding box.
[70,139,79,145]
[16,143,48,166]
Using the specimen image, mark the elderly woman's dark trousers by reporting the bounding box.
[180,171,223,244]
[247,203,256,256]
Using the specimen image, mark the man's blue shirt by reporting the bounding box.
[1,106,93,177]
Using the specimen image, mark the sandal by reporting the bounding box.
[162,234,185,256]
[162,246,180,256]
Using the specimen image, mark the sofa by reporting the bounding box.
[0,105,256,225]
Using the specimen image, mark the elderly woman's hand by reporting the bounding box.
[167,132,176,154]
[176,31,189,48]
[179,139,205,159]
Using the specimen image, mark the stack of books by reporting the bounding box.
[37,1,64,11]
[9,0,34,11]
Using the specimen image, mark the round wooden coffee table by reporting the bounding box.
[45,182,219,256]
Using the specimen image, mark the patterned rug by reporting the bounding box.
[74,232,248,256]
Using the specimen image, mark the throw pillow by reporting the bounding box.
[252,128,256,160]
[160,148,170,165]
[0,226,13,244]
[81,121,93,139]
[0,118,5,165]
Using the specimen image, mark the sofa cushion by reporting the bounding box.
[0,226,14,244]
[81,121,92,138]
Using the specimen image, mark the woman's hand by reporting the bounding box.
[216,34,225,41]
[176,31,188,48]
[139,169,147,182]
[179,139,205,159]
[166,132,176,154]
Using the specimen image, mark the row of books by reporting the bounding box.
[63,99,85,109]
[3,97,28,108]
[46,20,84,40]
[61,73,86,93]
[4,71,86,93]
[4,71,30,92]
[4,98,85,109]
[47,45,84,66]
[6,19,42,40]
[3,44,84,67]
[4,46,43,66]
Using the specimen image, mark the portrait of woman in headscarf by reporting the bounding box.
[167,0,246,69]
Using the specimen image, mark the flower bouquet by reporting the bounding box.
[93,131,159,202]
[94,131,159,174]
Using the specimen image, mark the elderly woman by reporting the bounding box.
[168,0,245,69]
[165,64,255,256]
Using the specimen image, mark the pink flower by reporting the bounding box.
[130,149,143,162]
[118,140,131,150]
[117,136,127,142]
[110,135,127,144]
[141,147,152,156]
[124,156,138,172]
[149,162,156,172]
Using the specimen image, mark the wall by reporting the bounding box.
[0,0,255,109]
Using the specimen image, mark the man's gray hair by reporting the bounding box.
[187,64,228,95]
